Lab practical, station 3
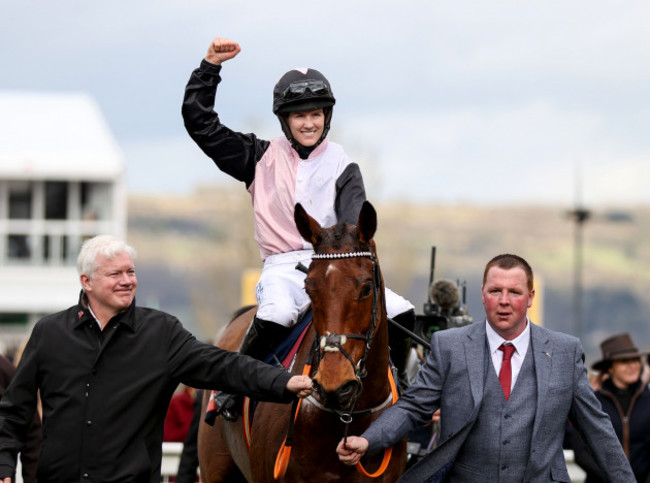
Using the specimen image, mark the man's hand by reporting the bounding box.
[205,37,241,65]
[336,436,369,465]
[432,408,441,423]
[285,375,313,398]
[1,477,12,483]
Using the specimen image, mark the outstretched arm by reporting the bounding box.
[205,37,241,65]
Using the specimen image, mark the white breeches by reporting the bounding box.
[255,250,414,327]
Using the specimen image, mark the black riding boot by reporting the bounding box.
[388,309,416,392]
[215,316,292,421]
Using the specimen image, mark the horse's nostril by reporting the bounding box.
[335,380,360,408]
[339,380,358,396]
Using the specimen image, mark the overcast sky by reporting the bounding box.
[2,1,649,207]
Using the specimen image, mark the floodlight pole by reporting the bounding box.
[568,208,591,340]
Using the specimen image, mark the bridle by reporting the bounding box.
[309,250,383,422]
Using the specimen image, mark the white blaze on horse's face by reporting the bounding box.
[325,263,338,279]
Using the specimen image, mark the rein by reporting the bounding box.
[274,364,399,480]
[274,249,397,479]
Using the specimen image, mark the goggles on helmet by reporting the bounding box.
[282,80,331,100]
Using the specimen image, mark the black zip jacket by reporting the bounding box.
[0,293,293,482]
[573,379,650,482]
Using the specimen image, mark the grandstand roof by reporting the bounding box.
[0,91,124,180]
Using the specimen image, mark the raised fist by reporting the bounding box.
[205,37,241,65]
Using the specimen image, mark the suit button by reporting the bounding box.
[501,465,508,470]
[502,440,509,445]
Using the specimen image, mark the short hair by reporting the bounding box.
[77,235,136,278]
[483,254,534,292]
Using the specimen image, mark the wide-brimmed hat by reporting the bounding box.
[592,333,649,371]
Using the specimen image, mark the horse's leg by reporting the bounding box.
[198,388,249,482]
[198,424,247,482]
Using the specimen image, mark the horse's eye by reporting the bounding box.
[359,283,373,300]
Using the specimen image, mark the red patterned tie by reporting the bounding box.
[499,344,516,401]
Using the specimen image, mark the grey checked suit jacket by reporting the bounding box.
[362,321,634,482]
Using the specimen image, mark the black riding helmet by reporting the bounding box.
[272,68,336,157]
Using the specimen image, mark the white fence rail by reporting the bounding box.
[161,442,185,482]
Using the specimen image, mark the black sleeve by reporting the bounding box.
[181,60,270,188]
[176,389,201,483]
[0,337,41,480]
[334,163,367,225]
[19,412,41,483]
[571,425,607,482]
[166,319,293,403]
[0,355,40,483]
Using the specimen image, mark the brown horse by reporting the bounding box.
[198,201,407,482]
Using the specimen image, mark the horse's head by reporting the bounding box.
[294,201,387,412]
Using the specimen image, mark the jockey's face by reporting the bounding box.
[287,108,325,147]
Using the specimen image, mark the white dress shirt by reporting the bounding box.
[485,319,531,392]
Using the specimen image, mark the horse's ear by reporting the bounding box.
[357,201,377,243]
[294,203,322,245]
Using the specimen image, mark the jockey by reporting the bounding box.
[183,37,416,420]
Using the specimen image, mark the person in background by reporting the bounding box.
[175,389,202,483]
[182,37,415,419]
[337,254,634,482]
[0,235,312,483]
[164,385,196,443]
[0,355,40,483]
[573,333,650,482]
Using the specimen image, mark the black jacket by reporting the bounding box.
[0,355,41,483]
[573,379,650,482]
[0,293,293,482]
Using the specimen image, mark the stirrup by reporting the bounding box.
[214,392,240,421]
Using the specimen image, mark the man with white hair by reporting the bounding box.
[0,235,312,483]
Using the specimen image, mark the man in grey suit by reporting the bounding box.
[337,254,634,482]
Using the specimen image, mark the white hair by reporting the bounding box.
[77,235,137,278]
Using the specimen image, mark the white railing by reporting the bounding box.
[565,449,587,482]
[161,442,185,482]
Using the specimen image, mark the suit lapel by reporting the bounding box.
[464,321,487,410]
[530,323,552,443]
